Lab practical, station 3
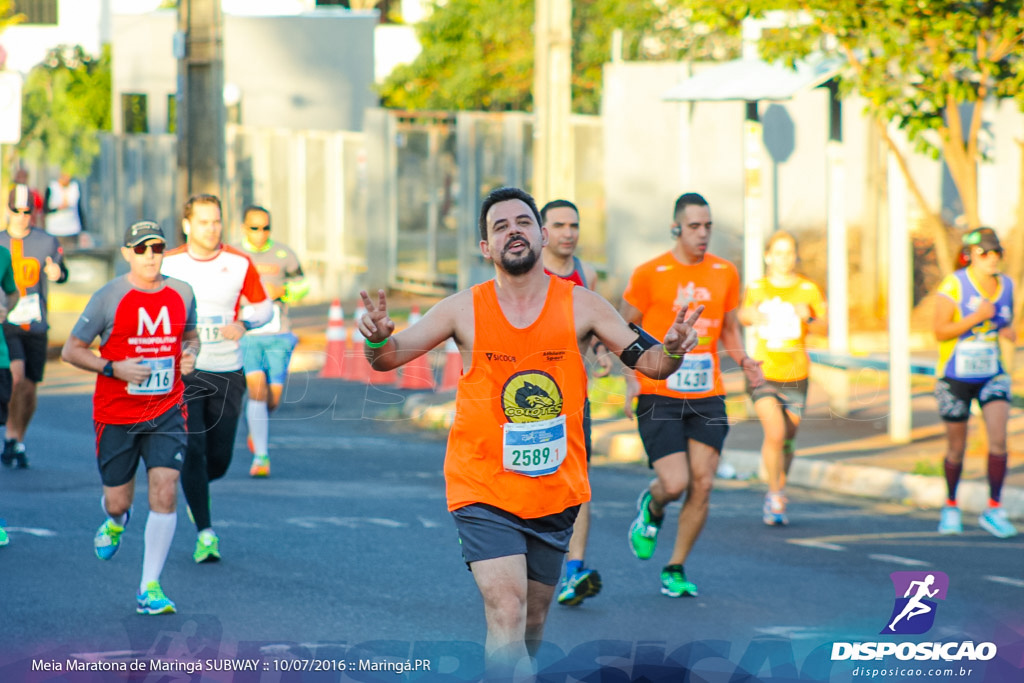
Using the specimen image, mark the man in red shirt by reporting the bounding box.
[62,221,199,614]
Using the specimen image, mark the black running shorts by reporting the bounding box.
[95,404,188,487]
[635,394,730,465]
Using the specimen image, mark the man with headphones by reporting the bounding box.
[933,227,1017,538]
[161,195,272,563]
[618,192,764,597]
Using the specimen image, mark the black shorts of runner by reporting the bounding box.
[94,404,188,487]
[0,368,10,424]
[748,378,809,419]
[934,375,1011,423]
[451,503,579,586]
[3,327,48,383]
[635,394,729,466]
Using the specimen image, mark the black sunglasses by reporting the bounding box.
[132,242,166,255]
[247,225,271,232]
[979,248,1003,257]
[8,207,30,215]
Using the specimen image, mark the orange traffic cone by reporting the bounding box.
[399,305,435,390]
[345,305,371,383]
[439,338,462,392]
[318,300,347,379]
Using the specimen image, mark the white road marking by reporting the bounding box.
[788,539,846,551]
[286,516,407,530]
[5,526,58,537]
[984,575,1024,589]
[868,554,930,567]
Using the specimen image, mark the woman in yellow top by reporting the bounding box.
[738,231,827,526]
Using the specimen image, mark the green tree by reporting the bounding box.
[378,0,740,114]
[686,1,1024,274]
[18,44,112,178]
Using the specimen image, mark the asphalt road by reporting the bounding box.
[0,367,1021,682]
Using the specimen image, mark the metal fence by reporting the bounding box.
[74,109,604,301]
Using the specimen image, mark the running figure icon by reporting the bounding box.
[887,574,939,632]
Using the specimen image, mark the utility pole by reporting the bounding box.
[176,0,225,212]
[532,0,573,203]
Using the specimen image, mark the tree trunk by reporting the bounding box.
[874,118,954,276]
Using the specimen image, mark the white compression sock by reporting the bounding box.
[246,399,270,456]
[140,511,177,592]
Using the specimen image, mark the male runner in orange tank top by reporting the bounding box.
[358,186,703,677]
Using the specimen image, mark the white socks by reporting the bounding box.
[246,398,270,456]
[140,511,177,593]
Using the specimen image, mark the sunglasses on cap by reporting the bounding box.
[132,242,166,255]
[247,225,271,232]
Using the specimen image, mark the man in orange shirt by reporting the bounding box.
[358,186,702,676]
[621,192,764,598]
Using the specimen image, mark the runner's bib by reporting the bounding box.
[127,356,175,395]
[666,352,714,393]
[197,314,228,345]
[757,298,802,350]
[502,415,567,477]
[7,293,42,325]
[954,340,998,379]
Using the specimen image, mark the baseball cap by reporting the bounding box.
[8,184,31,211]
[124,220,166,247]
[963,227,1001,252]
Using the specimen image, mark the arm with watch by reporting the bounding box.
[61,337,155,385]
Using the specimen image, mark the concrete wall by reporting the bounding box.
[602,61,1024,302]
[112,10,377,135]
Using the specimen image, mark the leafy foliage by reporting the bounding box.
[378,0,741,114]
[688,1,1024,231]
[18,44,112,178]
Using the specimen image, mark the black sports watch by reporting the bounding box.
[101,360,114,378]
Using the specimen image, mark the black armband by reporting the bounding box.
[619,323,659,369]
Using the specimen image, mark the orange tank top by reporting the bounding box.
[444,276,590,518]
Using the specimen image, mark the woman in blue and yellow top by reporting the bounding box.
[933,227,1017,539]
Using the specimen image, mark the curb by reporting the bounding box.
[400,395,1024,524]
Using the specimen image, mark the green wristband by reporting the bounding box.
[365,337,390,349]
[663,345,683,360]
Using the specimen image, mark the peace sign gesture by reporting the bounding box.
[358,289,396,344]
[663,304,704,356]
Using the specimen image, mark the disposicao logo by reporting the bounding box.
[882,571,948,635]
[831,571,997,662]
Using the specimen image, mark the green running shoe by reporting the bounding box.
[660,564,698,598]
[194,530,221,563]
[136,581,176,615]
[628,489,662,560]
[94,511,130,560]
[0,526,8,547]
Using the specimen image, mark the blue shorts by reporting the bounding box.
[241,333,298,385]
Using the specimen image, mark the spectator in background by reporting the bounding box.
[45,171,87,251]
[12,169,44,228]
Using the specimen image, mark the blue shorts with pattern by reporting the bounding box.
[241,332,298,385]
